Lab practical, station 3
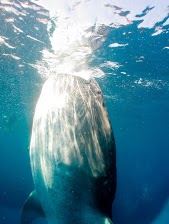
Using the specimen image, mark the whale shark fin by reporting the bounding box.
[20,190,45,224]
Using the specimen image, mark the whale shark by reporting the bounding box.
[21,74,116,224]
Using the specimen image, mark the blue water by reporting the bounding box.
[0,1,169,224]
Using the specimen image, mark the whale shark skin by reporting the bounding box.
[21,74,116,224]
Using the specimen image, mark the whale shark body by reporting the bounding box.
[21,74,116,224]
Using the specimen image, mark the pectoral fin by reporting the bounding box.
[20,190,45,224]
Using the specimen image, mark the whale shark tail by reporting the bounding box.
[20,190,45,224]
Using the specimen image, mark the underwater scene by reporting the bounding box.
[0,0,169,224]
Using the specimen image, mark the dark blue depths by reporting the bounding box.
[0,1,169,224]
